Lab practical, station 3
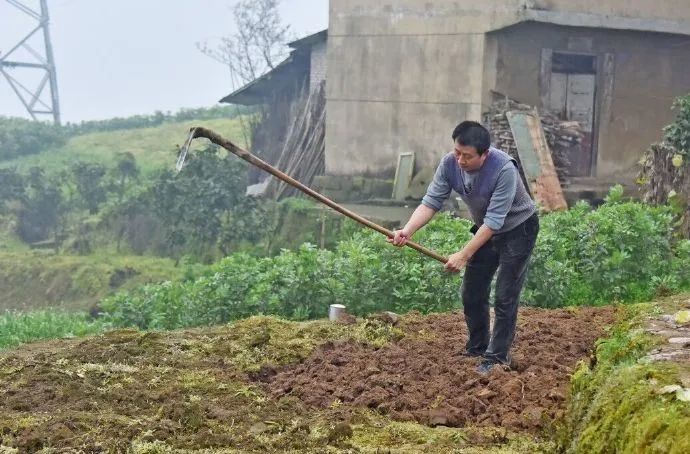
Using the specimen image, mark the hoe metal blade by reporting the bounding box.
[176,127,198,172]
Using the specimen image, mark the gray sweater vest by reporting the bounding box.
[443,148,536,234]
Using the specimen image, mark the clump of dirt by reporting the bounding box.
[263,307,616,431]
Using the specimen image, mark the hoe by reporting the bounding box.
[177,127,447,264]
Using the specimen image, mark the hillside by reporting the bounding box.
[0,117,247,175]
[0,251,200,313]
[0,113,244,313]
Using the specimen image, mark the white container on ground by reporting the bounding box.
[329,304,347,322]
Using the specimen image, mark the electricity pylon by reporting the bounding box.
[0,0,60,124]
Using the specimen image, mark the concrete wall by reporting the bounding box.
[326,32,486,176]
[309,40,328,92]
[326,0,690,177]
[491,22,690,177]
[531,0,690,22]
[326,1,515,175]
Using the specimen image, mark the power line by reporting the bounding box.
[0,0,61,124]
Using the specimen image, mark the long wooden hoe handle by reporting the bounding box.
[183,127,448,264]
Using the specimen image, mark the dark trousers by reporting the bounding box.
[461,213,539,365]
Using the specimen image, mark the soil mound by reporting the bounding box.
[263,307,616,431]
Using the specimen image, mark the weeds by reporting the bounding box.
[0,311,105,350]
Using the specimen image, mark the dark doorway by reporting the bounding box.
[546,52,597,177]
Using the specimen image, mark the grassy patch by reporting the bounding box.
[0,315,409,452]
[0,118,247,175]
[0,311,105,350]
[352,420,553,453]
[558,294,690,453]
[0,251,197,312]
[179,315,405,373]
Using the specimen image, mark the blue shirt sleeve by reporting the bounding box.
[483,162,518,231]
[421,158,451,211]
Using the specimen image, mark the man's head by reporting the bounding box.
[452,121,491,172]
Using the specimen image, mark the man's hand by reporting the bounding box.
[444,251,470,273]
[388,228,412,247]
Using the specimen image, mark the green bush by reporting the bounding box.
[0,116,66,160]
[100,190,690,330]
[664,94,690,155]
[525,195,683,307]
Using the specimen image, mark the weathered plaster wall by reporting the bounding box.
[492,22,690,177]
[326,1,514,175]
[326,0,690,178]
[531,0,690,22]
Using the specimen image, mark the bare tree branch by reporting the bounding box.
[197,0,291,89]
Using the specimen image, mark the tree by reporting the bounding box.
[638,94,690,238]
[198,0,291,87]
[111,152,140,202]
[0,116,66,160]
[16,167,64,244]
[198,0,292,164]
[149,147,269,262]
[71,161,107,215]
[0,168,26,213]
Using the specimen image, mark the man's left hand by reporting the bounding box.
[444,251,469,273]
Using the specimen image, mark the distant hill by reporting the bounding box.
[0,116,248,175]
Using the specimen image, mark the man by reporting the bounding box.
[390,121,539,374]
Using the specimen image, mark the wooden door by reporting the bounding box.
[547,54,597,177]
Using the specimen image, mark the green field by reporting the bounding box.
[0,117,248,175]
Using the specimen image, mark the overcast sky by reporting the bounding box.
[0,0,328,123]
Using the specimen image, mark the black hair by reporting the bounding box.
[452,121,491,155]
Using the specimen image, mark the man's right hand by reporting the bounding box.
[388,228,412,247]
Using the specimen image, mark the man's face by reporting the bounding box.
[454,142,487,172]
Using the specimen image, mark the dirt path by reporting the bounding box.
[263,307,616,431]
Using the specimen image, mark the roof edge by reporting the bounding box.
[511,9,690,37]
[219,55,295,105]
[288,29,328,49]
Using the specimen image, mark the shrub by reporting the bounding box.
[0,116,66,160]
[101,190,690,330]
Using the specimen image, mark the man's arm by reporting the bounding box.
[444,224,496,272]
[390,204,437,246]
[391,158,450,246]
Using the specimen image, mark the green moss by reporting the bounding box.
[205,315,403,373]
[351,419,553,453]
[559,299,690,453]
[179,371,217,392]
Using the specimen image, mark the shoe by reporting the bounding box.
[461,350,483,358]
[476,359,499,375]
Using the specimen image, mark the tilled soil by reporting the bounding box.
[262,307,616,431]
